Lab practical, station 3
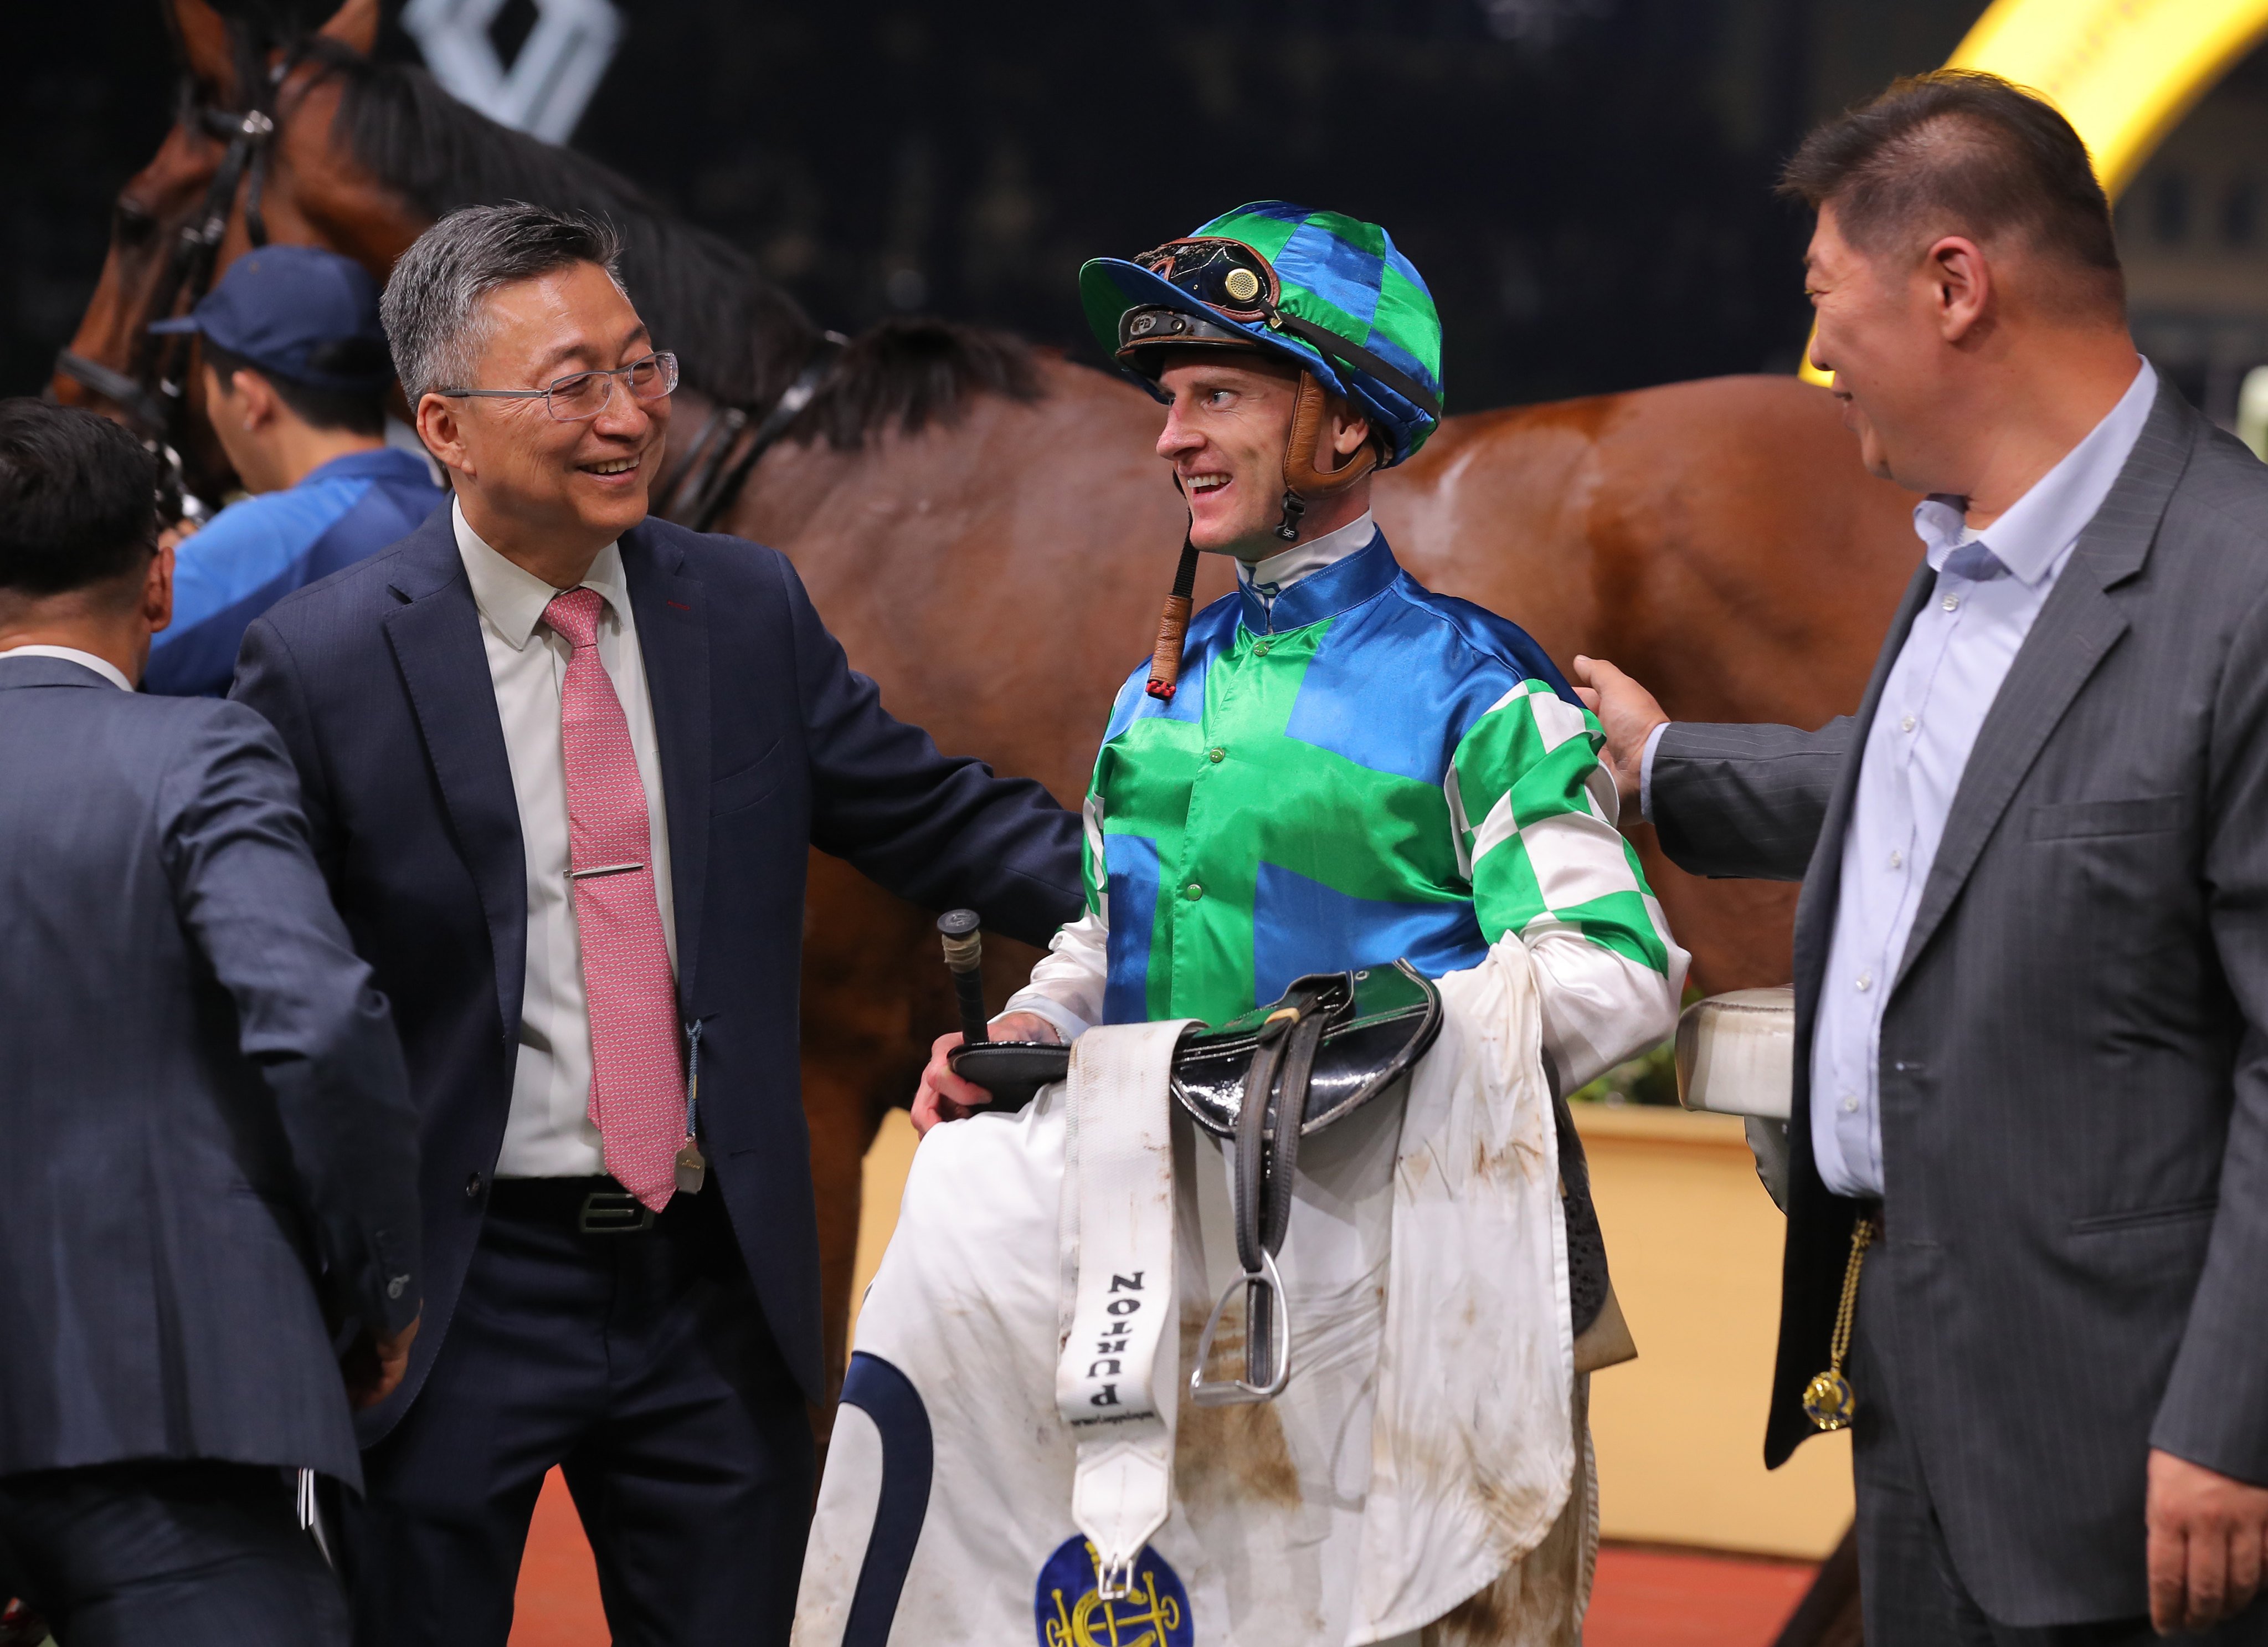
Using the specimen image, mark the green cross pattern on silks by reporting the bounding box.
[1087,613,1672,1029]
[1097,618,1459,1024]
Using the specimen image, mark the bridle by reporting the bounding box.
[52,40,306,517]
[656,331,846,533]
[54,25,830,537]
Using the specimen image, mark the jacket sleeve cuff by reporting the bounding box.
[1639,720,1672,825]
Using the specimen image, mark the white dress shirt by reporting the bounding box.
[1643,359,2156,1196]
[453,501,677,1179]
[0,645,133,692]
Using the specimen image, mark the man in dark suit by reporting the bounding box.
[230,203,1084,1644]
[1576,74,2268,1644]
[0,401,421,1645]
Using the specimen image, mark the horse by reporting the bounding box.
[53,0,1921,1422]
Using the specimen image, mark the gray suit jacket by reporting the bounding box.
[0,655,419,1488]
[1650,379,2268,1625]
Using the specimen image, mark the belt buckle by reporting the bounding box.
[577,1189,654,1235]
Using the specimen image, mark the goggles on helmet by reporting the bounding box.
[1135,237,1281,323]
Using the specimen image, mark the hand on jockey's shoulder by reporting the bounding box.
[1570,655,1667,812]
[911,1011,1061,1135]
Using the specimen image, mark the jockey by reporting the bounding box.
[914,202,1688,1127]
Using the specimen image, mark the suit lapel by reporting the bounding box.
[1891,382,2198,989]
[382,514,528,1045]
[623,523,711,1017]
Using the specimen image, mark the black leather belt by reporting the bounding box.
[488,1177,658,1236]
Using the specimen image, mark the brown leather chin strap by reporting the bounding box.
[1276,372,1379,540]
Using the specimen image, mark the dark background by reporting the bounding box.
[4,0,1981,411]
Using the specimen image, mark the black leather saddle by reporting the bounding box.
[947,960,1609,1400]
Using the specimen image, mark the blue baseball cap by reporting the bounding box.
[150,245,392,391]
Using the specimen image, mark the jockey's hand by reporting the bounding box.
[912,1012,1060,1136]
[1570,655,1668,813]
[2147,1448,2268,1634]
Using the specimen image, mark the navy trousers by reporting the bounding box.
[0,1460,346,1647]
[1852,1266,2268,1646]
[338,1178,814,1646]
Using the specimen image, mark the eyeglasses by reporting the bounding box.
[438,351,679,422]
[1136,238,1280,323]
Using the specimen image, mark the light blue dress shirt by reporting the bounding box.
[1642,358,2158,1196]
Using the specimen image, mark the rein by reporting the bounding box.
[52,45,301,513]
[662,333,845,532]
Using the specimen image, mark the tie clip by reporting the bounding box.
[569,861,645,880]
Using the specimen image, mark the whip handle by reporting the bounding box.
[937,909,989,1044]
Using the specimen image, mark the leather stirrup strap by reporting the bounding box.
[1233,1025,1287,1278]
[1262,1005,1330,1256]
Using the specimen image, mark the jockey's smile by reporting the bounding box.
[1153,351,1372,560]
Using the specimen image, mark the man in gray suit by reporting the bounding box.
[1576,74,2268,1645]
[0,401,422,1646]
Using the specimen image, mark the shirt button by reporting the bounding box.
[1900,714,1917,733]
[1253,641,1273,656]
[1208,747,1226,763]
[1855,971,1874,992]
[1183,882,1204,901]
[1842,1094,1860,1113]
[1942,594,1961,612]
[1888,849,1903,869]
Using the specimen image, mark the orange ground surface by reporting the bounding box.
[507,1468,1820,1645]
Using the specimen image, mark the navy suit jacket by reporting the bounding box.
[233,509,1083,1431]
[0,656,420,1487]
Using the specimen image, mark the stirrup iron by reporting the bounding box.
[1190,1248,1292,1405]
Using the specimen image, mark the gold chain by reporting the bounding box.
[1801,1213,1876,1431]
[1827,1216,1874,1375]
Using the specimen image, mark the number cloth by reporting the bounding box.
[794,943,1593,1645]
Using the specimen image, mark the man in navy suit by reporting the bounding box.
[0,401,421,1645]
[230,203,1084,1644]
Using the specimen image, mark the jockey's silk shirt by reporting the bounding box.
[1008,528,1686,1091]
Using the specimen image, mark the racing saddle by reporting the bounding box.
[949,962,1617,1403]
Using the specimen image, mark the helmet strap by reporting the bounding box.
[1276,371,1379,543]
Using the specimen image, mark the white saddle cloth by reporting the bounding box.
[794,944,1593,1647]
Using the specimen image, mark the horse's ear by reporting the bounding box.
[165,0,238,101]
[316,0,379,57]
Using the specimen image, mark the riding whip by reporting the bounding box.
[1144,530,1201,702]
[937,909,990,1044]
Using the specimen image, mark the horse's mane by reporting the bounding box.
[312,49,1040,443]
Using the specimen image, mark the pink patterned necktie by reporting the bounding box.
[543,586,684,1211]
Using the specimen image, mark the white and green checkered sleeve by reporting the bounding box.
[1447,678,1676,976]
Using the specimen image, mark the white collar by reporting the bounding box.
[1236,510,1378,603]
[451,497,628,648]
[1911,357,2158,586]
[0,644,133,692]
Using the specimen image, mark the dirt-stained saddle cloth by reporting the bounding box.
[952,962,1621,1372]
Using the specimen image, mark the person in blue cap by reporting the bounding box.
[143,245,443,697]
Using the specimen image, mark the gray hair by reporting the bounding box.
[379,202,629,404]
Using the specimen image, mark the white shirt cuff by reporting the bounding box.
[1639,721,1672,825]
